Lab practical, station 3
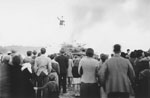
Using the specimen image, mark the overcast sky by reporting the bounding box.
[0,0,150,54]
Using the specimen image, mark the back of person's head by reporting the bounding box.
[11,50,16,54]
[60,49,65,54]
[49,54,55,60]
[127,49,130,52]
[100,53,108,62]
[86,48,94,57]
[33,50,37,55]
[27,51,32,56]
[12,55,22,66]
[2,55,10,64]
[40,48,46,54]
[136,50,143,58]
[74,55,78,59]
[48,74,56,81]
[38,52,41,57]
[111,54,114,57]
[130,51,136,58]
[121,52,127,58]
[113,44,121,53]
[144,52,150,57]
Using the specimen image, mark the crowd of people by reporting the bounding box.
[0,44,150,98]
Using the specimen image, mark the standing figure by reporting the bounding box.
[99,44,135,98]
[72,55,81,97]
[33,48,52,98]
[134,50,149,98]
[55,49,68,93]
[78,48,100,98]
[67,54,74,88]
[11,55,35,98]
[57,16,65,26]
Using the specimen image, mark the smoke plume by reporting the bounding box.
[65,0,150,53]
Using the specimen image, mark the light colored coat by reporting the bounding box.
[78,56,99,83]
[34,54,52,76]
[99,54,135,95]
[67,59,74,77]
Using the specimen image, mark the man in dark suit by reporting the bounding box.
[55,49,68,93]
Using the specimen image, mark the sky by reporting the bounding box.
[0,0,150,54]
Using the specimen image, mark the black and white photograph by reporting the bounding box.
[0,0,150,98]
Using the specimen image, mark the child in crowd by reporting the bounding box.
[34,73,59,98]
[72,55,81,97]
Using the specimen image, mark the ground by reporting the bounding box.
[59,86,135,98]
[59,86,76,98]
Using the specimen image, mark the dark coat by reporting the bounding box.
[0,62,12,98]
[138,69,150,98]
[55,55,68,74]
[11,65,35,98]
[134,59,149,98]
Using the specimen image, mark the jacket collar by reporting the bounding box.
[114,53,121,57]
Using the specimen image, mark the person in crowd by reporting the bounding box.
[48,54,60,86]
[32,50,37,59]
[8,50,17,65]
[34,73,59,98]
[134,50,149,98]
[49,54,60,76]
[78,48,100,98]
[0,55,12,98]
[0,53,3,63]
[99,44,135,98]
[99,53,108,68]
[121,52,127,59]
[37,52,41,57]
[97,53,109,98]
[134,50,149,79]
[111,54,114,58]
[129,51,137,69]
[97,53,108,81]
[126,49,130,59]
[72,55,81,97]
[138,68,150,98]
[33,48,52,77]
[30,50,38,88]
[23,51,34,73]
[33,48,52,98]
[11,54,35,98]
[23,50,33,63]
[55,49,69,93]
[67,54,74,88]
